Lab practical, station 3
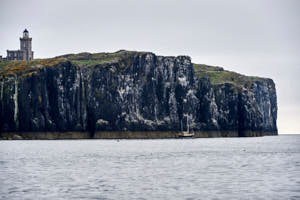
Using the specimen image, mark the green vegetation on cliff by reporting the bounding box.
[0,58,64,77]
[0,50,267,88]
[193,63,265,87]
[0,50,145,77]
[58,50,145,68]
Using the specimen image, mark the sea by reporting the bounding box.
[0,134,300,200]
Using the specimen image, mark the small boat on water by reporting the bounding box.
[178,114,194,138]
[178,131,194,138]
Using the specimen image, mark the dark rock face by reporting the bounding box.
[0,51,277,137]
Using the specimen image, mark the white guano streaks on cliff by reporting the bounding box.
[13,76,18,130]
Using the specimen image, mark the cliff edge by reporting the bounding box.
[0,50,277,139]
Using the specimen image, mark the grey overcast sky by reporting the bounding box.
[0,0,299,133]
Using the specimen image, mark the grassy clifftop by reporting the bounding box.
[57,50,145,68]
[0,50,143,77]
[0,50,268,88]
[0,58,65,77]
[193,63,266,87]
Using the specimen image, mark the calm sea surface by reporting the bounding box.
[0,135,300,200]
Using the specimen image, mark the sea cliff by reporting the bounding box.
[0,50,277,139]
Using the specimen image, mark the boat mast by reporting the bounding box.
[187,115,189,133]
[181,119,183,132]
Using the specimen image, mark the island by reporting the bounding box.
[0,50,277,139]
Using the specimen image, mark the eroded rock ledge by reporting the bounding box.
[0,50,277,139]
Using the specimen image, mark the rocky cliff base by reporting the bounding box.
[1,130,277,140]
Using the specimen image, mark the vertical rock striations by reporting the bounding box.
[0,50,277,138]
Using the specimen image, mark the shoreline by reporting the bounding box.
[0,131,277,140]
